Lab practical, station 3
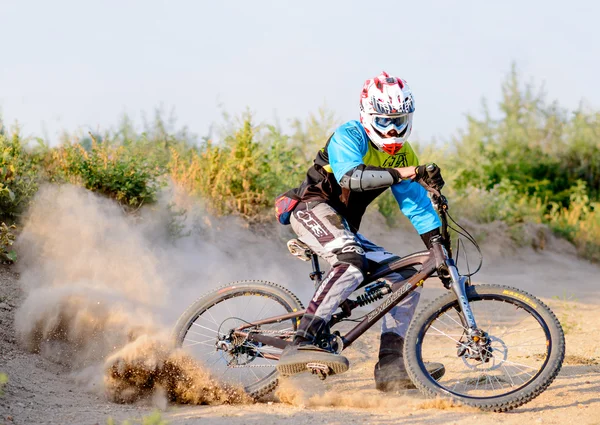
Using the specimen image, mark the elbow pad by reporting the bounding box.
[340,165,401,192]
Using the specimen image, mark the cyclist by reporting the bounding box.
[275,71,445,391]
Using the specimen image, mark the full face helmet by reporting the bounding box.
[359,71,415,155]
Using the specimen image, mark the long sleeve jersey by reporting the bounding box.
[289,120,441,234]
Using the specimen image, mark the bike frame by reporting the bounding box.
[237,194,479,353]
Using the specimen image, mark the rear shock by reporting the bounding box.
[355,280,391,307]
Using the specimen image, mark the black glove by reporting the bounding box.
[414,163,445,191]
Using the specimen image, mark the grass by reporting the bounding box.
[0,373,7,396]
[106,410,167,425]
[551,292,580,335]
[0,222,17,263]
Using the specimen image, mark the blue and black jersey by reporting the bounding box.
[289,120,440,234]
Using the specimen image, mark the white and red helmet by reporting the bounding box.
[359,71,415,155]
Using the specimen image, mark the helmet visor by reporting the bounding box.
[373,114,409,137]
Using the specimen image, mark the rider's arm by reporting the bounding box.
[327,122,402,191]
[392,181,441,235]
[391,143,441,236]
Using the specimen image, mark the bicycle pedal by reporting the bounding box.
[307,362,330,380]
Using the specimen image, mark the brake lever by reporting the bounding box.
[429,189,447,212]
[421,164,445,209]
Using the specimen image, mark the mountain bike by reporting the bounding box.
[173,187,565,412]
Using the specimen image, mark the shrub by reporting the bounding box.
[545,181,600,262]
[2,65,600,262]
[45,136,165,208]
[0,222,17,263]
[447,65,600,209]
[170,114,305,222]
[405,65,600,259]
[0,131,41,221]
[106,410,167,425]
[0,373,7,396]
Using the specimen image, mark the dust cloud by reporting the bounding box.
[104,334,250,405]
[15,183,448,410]
[276,378,407,409]
[13,184,302,405]
[275,378,473,411]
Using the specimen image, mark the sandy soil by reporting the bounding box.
[1,188,599,425]
[2,250,599,425]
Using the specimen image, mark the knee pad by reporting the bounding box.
[333,244,368,276]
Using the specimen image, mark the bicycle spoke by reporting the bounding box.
[258,303,278,322]
[501,364,516,387]
[182,338,216,348]
[205,308,220,327]
[185,329,218,340]
[180,290,295,391]
[254,297,271,323]
[441,311,469,331]
[428,325,470,349]
[425,332,467,338]
[191,322,220,334]
[196,313,219,327]
[420,295,548,399]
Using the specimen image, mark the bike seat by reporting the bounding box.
[287,239,314,262]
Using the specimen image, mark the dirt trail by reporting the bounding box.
[0,187,599,425]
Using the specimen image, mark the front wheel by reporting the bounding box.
[404,284,565,412]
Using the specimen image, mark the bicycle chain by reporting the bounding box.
[227,363,277,368]
[247,329,295,336]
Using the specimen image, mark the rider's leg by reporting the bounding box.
[277,202,367,376]
[357,233,422,340]
[355,234,445,390]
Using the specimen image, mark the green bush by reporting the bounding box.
[1,65,599,262]
[169,113,305,222]
[0,372,7,396]
[445,65,600,209]
[106,410,167,425]
[544,181,600,262]
[0,222,17,263]
[0,130,41,221]
[409,65,600,260]
[46,137,165,208]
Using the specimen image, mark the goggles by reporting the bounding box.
[373,114,409,137]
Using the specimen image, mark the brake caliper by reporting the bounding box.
[457,329,493,363]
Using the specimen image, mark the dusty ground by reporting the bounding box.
[1,248,599,425]
[0,189,599,425]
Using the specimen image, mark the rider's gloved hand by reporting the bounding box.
[415,163,445,191]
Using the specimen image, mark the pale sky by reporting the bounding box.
[1,0,598,144]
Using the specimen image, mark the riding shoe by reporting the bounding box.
[374,332,445,392]
[277,343,349,376]
[276,314,349,377]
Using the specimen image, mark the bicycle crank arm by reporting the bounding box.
[447,259,478,330]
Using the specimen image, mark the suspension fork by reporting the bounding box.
[432,236,478,331]
[446,258,478,330]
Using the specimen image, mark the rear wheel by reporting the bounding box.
[173,280,303,399]
[404,284,565,411]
